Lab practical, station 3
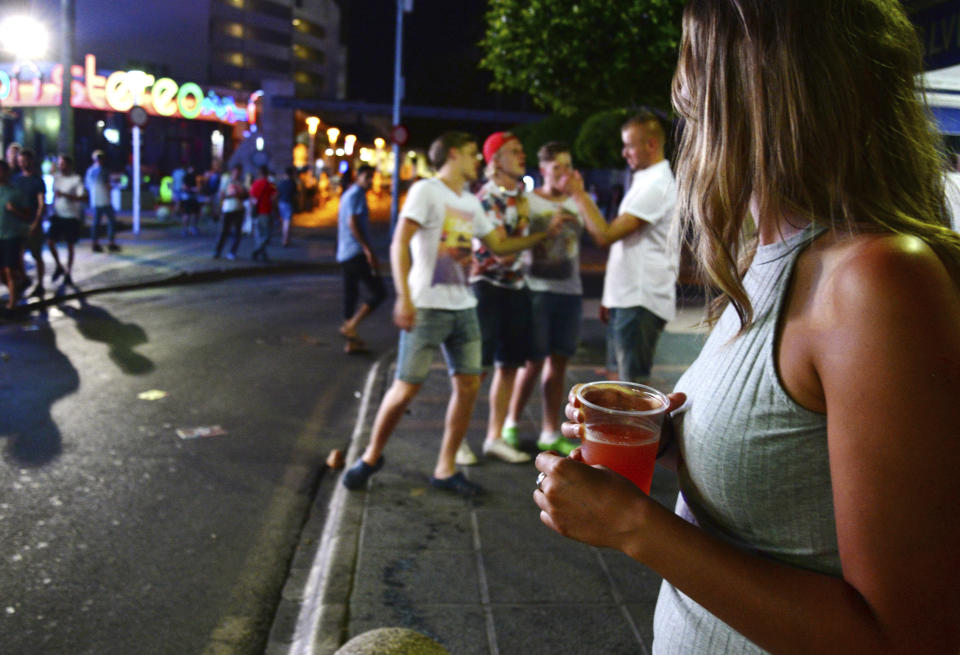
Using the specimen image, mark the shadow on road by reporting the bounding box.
[59,297,155,375]
[1,317,78,466]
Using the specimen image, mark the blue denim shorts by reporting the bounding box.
[529,291,582,360]
[396,307,482,384]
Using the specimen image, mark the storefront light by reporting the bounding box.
[335,148,344,156]
[324,148,334,156]
[96,120,105,130]
[306,116,320,135]
[103,127,120,144]
[374,137,385,149]
[326,127,340,146]
[344,134,356,156]
[256,136,264,151]
[523,175,535,192]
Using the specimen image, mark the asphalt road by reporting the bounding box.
[0,274,395,655]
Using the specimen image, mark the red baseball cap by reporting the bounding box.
[483,132,519,163]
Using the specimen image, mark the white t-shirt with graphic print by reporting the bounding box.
[400,177,495,310]
[524,191,584,295]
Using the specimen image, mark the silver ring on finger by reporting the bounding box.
[536,471,546,492]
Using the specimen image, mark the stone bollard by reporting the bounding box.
[334,627,451,655]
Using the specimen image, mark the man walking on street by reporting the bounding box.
[47,154,86,287]
[12,149,48,298]
[248,165,275,262]
[213,164,247,260]
[566,111,679,382]
[85,150,121,253]
[341,132,567,497]
[336,164,386,354]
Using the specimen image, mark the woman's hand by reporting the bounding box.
[560,383,686,443]
[533,449,651,552]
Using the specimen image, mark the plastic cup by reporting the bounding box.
[575,381,670,494]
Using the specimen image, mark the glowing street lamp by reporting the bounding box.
[344,134,357,156]
[305,116,321,165]
[0,15,49,61]
[326,126,340,147]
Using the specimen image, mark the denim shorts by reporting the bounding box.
[529,291,582,360]
[606,305,666,381]
[396,307,482,384]
[473,280,532,369]
[278,200,293,222]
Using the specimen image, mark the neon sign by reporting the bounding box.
[0,54,249,124]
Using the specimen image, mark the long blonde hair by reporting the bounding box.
[672,0,960,329]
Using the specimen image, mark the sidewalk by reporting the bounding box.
[275,305,707,654]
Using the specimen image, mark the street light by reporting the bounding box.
[0,15,49,61]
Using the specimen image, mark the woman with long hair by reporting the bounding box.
[535,1,960,653]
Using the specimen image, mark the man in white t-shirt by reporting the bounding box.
[567,111,679,382]
[342,132,565,497]
[47,154,86,286]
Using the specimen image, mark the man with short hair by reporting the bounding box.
[503,141,587,455]
[47,154,86,287]
[12,149,48,297]
[5,142,22,175]
[342,132,566,496]
[213,164,247,260]
[85,150,120,253]
[567,111,679,382]
[336,164,386,353]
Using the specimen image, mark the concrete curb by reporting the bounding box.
[265,349,394,655]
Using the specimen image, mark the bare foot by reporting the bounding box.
[339,324,357,340]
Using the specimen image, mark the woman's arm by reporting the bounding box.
[537,234,960,654]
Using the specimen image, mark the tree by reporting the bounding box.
[479,0,684,116]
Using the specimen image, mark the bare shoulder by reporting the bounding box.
[812,231,960,327]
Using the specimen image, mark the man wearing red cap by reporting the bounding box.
[456,131,538,465]
[341,132,567,497]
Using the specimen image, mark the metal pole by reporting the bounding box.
[132,125,140,234]
[58,0,75,157]
[390,0,406,233]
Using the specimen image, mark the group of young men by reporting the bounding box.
[339,111,679,497]
[0,143,104,312]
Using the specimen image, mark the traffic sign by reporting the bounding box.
[128,105,149,128]
[389,124,409,147]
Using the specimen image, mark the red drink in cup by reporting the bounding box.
[575,382,669,494]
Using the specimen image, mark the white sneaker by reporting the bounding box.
[455,441,478,466]
[482,439,532,463]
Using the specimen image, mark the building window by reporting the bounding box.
[220,21,244,38]
[293,18,326,39]
[294,71,324,87]
[221,51,245,67]
[292,43,325,64]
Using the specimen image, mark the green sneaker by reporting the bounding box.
[536,435,579,456]
[501,425,520,447]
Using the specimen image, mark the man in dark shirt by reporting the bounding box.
[12,149,47,298]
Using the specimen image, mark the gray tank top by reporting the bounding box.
[653,225,839,655]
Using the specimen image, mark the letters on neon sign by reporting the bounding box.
[0,54,248,124]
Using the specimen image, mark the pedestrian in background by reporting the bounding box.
[277,166,297,248]
[537,1,960,653]
[248,165,275,262]
[213,164,247,261]
[0,160,31,312]
[180,166,201,236]
[85,150,120,253]
[336,164,386,354]
[12,149,48,299]
[47,154,86,287]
